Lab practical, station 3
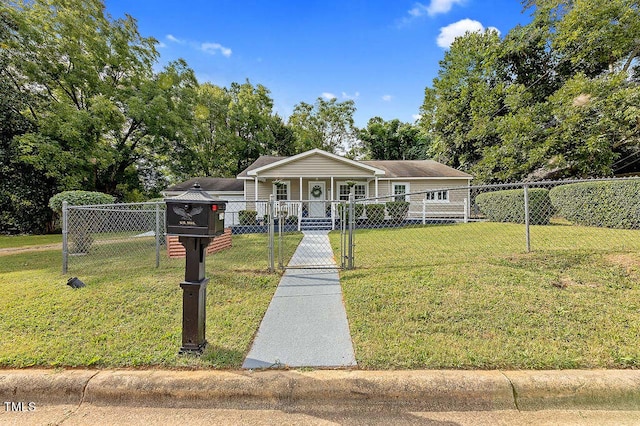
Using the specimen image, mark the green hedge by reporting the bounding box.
[48,190,115,213]
[385,201,410,222]
[48,191,115,253]
[337,203,365,221]
[239,210,257,226]
[365,204,385,222]
[475,188,553,225]
[549,180,640,229]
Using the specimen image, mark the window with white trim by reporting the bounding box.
[272,180,290,201]
[338,182,366,201]
[392,182,409,202]
[425,190,449,202]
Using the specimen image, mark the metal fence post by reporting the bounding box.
[348,193,355,270]
[278,201,283,270]
[422,196,427,225]
[155,202,161,268]
[524,184,531,252]
[268,195,275,272]
[340,202,346,268]
[62,201,68,274]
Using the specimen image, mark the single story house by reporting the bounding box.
[164,148,472,227]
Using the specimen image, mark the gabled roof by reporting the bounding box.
[237,156,286,178]
[361,160,472,178]
[237,149,471,179]
[165,177,244,192]
[238,149,386,178]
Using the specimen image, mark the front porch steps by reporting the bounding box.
[300,217,333,231]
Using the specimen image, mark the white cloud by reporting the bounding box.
[157,41,167,48]
[412,114,423,121]
[436,19,500,48]
[201,42,232,57]
[166,34,184,44]
[408,3,429,17]
[322,92,337,100]
[165,34,232,58]
[382,95,393,102]
[426,0,465,16]
[342,91,360,100]
[400,0,465,26]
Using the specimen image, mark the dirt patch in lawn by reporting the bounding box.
[0,243,62,256]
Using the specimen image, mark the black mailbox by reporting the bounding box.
[166,184,226,237]
[164,183,227,354]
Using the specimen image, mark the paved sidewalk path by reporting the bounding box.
[243,231,356,369]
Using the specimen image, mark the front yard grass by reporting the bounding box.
[0,234,62,249]
[331,222,640,369]
[0,233,301,368]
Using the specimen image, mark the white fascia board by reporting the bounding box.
[246,148,385,176]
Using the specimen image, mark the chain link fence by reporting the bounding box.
[62,201,167,273]
[62,199,301,274]
[348,177,640,269]
[62,177,640,273]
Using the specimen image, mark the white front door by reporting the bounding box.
[308,182,326,217]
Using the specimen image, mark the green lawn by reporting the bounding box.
[0,233,301,368]
[0,234,62,249]
[331,222,640,370]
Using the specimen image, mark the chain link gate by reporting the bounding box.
[268,195,354,270]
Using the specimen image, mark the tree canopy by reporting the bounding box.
[420,0,640,182]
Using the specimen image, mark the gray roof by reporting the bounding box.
[165,177,244,192]
[361,160,472,178]
[237,156,286,178]
[237,154,472,179]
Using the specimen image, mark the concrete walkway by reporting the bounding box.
[242,231,356,369]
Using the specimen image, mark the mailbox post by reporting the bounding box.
[165,183,226,354]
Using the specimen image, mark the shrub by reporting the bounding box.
[385,201,410,222]
[48,191,115,253]
[337,203,365,221]
[239,210,257,226]
[549,180,640,229]
[475,188,553,225]
[365,204,385,222]
[48,190,115,213]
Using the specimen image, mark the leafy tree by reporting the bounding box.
[421,0,640,182]
[227,81,278,174]
[0,5,57,233]
[527,0,640,76]
[169,80,295,180]
[288,97,357,153]
[3,0,198,200]
[419,30,506,170]
[359,117,430,160]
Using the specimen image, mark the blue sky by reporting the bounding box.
[103,0,533,128]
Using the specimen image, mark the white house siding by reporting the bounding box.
[372,179,471,218]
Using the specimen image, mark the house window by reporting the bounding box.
[338,182,366,201]
[425,190,449,202]
[392,183,409,202]
[273,181,290,201]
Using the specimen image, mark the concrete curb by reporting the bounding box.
[1,369,639,411]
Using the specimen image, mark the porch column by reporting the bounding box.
[375,176,379,198]
[330,176,334,200]
[299,177,303,200]
[254,177,259,201]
